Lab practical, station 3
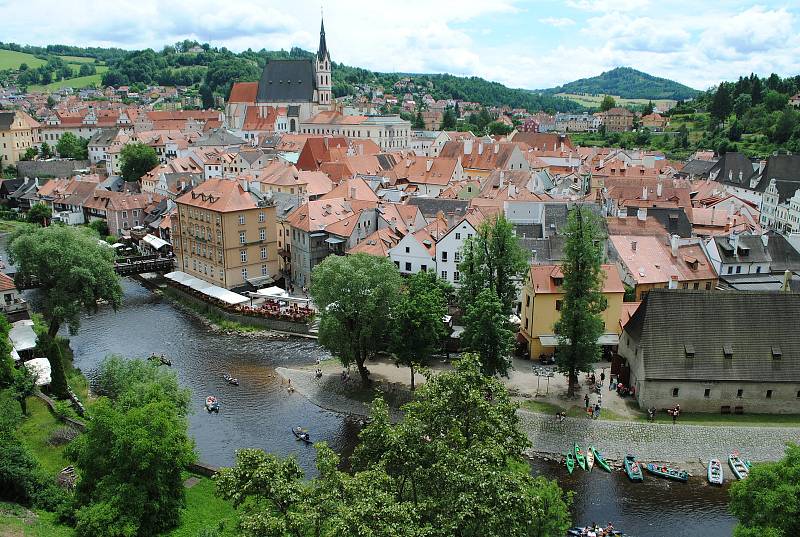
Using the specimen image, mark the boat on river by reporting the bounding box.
[707,459,723,485]
[586,445,595,471]
[591,446,612,473]
[645,463,689,482]
[574,443,587,471]
[567,525,625,536]
[624,455,643,481]
[292,427,312,444]
[729,454,750,480]
[149,354,171,366]
[205,395,220,412]
[223,373,239,386]
[565,452,575,474]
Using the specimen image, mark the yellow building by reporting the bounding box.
[174,179,280,290]
[519,264,625,358]
[0,110,40,166]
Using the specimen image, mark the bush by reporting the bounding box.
[52,400,78,421]
[48,425,80,446]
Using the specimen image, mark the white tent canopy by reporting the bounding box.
[256,286,289,298]
[141,234,169,251]
[9,320,37,354]
[165,271,249,305]
[24,358,51,386]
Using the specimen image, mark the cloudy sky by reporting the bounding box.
[1,0,798,91]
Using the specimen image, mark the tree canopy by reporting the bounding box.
[56,132,89,160]
[25,203,51,226]
[310,253,402,386]
[553,207,607,396]
[460,288,514,377]
[216,354,572,537]
[119,142,159,182]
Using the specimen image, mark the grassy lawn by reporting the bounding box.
[0,502,73,537]
[17,397,70,476]
[0,49,46,70]
[0,219,27,233]
[57,55,97,64]
[28,67,107,92]
[167,476,239,537]
[556,92,676,110]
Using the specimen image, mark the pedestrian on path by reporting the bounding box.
[593,403,600,419]
[600,371,605,387]
[584,393,590,409]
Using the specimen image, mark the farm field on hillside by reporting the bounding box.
[0,49,47,70]
[556,92,677,111]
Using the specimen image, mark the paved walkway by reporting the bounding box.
[278,367,799,464]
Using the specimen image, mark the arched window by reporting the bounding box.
[290,118,296,132]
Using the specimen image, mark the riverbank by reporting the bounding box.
[277,365,800,464]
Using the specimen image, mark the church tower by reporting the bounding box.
[315,17,332,107]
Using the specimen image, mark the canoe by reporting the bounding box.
[624,455,643,481]
[292,428,312,444]
[223,373,239,386]
[729,454,750,480]
[586,445,595,471]
[205,395,220,412]
[592,446,612,473]
[565,452,575,474]
[574,443,587,471]
[568,527,625,536]
[707,459,723,485]
[646,463,689,482]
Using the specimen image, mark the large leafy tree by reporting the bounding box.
[0,314,14,388]
[709,82,732,123]
[56,132,89,160]
[458,214,528,316]
[554,207,607,397]
[67,357,195,537]
[310,253,402,387]
[216,355,572,537]
[600,95,616,112]
[729,444,800,537]
[119,142,159,182]
[460,288,514,377]
[390,271,449,389]
[25,202,51,226]
[440,107,457,130]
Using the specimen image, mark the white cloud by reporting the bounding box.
[565,0,650,11]
[539,17,575,27]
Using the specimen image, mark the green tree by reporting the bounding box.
[461,288,514,377]
[11,366,37,415]
[39,142,52,159]
[457,215,528,316]
[412,109,426,130]
[21,147,37,161]
[476,107,492,131]
[763,90,788,113]
[67,357,195,537]
[440,107,457,130]
[599,95,616,112]
[771,108,798,144]
[94,355,190,412]
[390,271,448,389]
[728,120,744,142]
[554,207,607,396]
[217,355,572,537]
[487,121,513,135]
[709,83,732,123]
[729,444,800,537]
[675,124,690,149]
[733,94,752,117]
[310,253,402,387]
[119,142,159,182]
[56,132,88,159]
[642,100,654,115]
[25,203,51,226]
[0,315,14,388]
[9,225,122,339]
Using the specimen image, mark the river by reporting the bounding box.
[18,270,736,537]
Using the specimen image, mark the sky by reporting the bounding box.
[1,0,798,91]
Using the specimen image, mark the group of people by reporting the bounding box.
[584,391,603,419]
[578,522,616,537]
[668,403,681,423]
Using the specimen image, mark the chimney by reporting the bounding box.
[631,240,637,252]
[499,171,505,189]
[761,233,769,248]
[668,275,678,289]
[350,186,357,199]
[730,231,739,254]
[509,184,516,198]
[426,159,433,172]
[323,137,329,149]
[670,234,679,257]
[478,143,484,155]
[656,181,663,198]
[494,143,499,154]
[758,160,766,175]
[642,186,648,200]
[782,269,791,292]
[637,207,647,221]
[560,141,565,152]
[464,139,473,155]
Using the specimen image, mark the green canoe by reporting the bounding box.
[574,443,587,471]
[565,452,575,474]
[591,446,612,473]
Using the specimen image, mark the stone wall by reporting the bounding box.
[17,160,91,178]
[636,380,800,414]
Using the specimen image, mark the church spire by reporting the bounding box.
[317,13,329,61]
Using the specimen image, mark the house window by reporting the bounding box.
[241,268,248,280]
[441,270,447,280]
[405,246,410,253]
[723,344,733,359]
[735,266,742,274]
[455,232,461,240]
[727,266,733,274]
[693,282,699,289]
[467,233,473,239]
[766,389,773,399]
[240,231,246,244]
[405,262,412,271]
[555,300,563,311]
[421,264,427,272]
[260,228,266,241]
[261,247,267,259]
[704,388,710,398]
[526,295,530,307]
[239,215,245,225]
[122,211,127,219]
[261,264,268,276]
[672,387,679,397]
[772,346,782,360]
[797,390,800,398]
[454,271,460,282]
[240,250,247,262]
[441,251,448,262]
[756,266,761,273]
[454,252,461,263]
[705,282,712,290]
[737,389,743,398]
[524,317,528,330]
[394,261,400,268]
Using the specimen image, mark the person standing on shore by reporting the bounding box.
[584,393,590,409]
[600,370,605,388]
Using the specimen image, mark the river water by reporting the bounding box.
[19,270,736,537]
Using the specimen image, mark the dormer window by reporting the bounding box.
[772,346,782,360]
[684,343,695,359]
[723,344,733,359]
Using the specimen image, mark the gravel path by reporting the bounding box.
[278,368,799,463]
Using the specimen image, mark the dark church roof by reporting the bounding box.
[759,154,800,203]
[256,60,316,103]
[318,19,329,61]
[625,289,800,382]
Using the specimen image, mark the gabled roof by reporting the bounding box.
[228,82,259,103]
[711,234,771,265]
[0,272,17,292]
[257,60,316,103]
[759,154,800,202]
[611,235,716,285]
[709,152,758,189]
[625,289,800,382]
[175,180,258,213]
[347,227,401,257]
[528,264,624,294]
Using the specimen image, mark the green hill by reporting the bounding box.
[0,49,47,70]
[544,67,699,100]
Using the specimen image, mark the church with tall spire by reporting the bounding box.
[225,17,334,135]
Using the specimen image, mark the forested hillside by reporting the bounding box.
[545,67,699,100]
